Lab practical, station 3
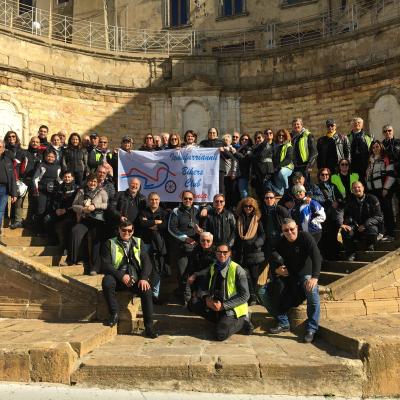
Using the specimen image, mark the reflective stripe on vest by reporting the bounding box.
[209,261,248,318]
[280,142,294,170]
[110,237,141,269]
[331,173,359,198]
[298,129,311,163]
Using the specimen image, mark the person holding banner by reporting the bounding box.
[168,190,202,305]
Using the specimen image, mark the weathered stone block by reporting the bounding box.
[374,287,398,299]
[365,299,399,315]
[355,284,375,300]
[0,350,30,382]
[325,300,366,319]
[373,273,396,291]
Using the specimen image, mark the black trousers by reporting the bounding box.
[189,297,245,341]
[102,274,154,329]
[342,225,378,255]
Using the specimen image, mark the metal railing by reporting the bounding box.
[0,0,399,56]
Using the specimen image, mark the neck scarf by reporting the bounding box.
[237,214,259,240]
[326,129,336,138]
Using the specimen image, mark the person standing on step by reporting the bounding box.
[259,218,321,343]
[188,243,252,341]
[101,220,158,339]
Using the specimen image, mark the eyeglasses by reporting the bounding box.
[241,138,249,141]
[171,138,178,141]
[201,239,212,243]
[277,134,285,138]
[8,135,16,138]
[214,200,224,203]
[243,205,254,209]
[283,227,296,233]
[327,124,335,128]
[146,137,153,140]
[255,137,262,140]
[216,250,229,255]
[384,129,393,133]
[264,196,275,200]
[233,136,239,139]
[320,173,329,177]
[120,228,133,233]
[183,197,193,201]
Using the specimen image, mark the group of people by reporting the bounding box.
[0,115,398,342]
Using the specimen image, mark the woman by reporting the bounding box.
[221,134,239,208]
[331,159,359,205]
[139,134,156,151]
[233,197,265,305]
[32,149,62,235]
[167,133,182,149]
[290,184,326,243]
[251,129,274,201]
[317,168,341,260]
[67,173,108,273]
[234,134,253,199]
[4,131,27,229]
[138,192,169,304]
[61,132,88,187]
[183,130,198,148]
[366,140,396,240]
[49,134,63,163]
[267,129,294,195]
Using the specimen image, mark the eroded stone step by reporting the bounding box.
[319,271,347,285]
[322,260,369,274]
[71,331,364,396]
[337,251,390,262]
[1,228,35,237]
[0,236,48,247]
[6,245,62,256]
[31,255,67,266]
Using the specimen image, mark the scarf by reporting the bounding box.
[326,129,336,138]
[215,257,230,272]
[237,214,259,240]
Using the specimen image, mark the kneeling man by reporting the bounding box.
[102,220,158,338]
[189,243,252,341]
[259,218,321,343]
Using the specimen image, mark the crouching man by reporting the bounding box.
[101,220,158,339]
[258,218,321,343]
[188,243,253,341]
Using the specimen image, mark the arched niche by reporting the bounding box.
[369,94,400,137]
[0,95,29,145]
[182,101,210,142]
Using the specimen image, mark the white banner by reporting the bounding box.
[118,148,220,202]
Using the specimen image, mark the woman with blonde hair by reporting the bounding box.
[233,197,265,305]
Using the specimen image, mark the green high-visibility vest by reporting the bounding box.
[110,237,141,269]
[297,129,311,163]
[331,173,359,198]
[348,132,373,148]
[280,142,294,170]
[209,261,248,319]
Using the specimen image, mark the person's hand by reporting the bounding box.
[120,216,128,222]
[138,280,151,291]
[213,300,223,312]
[341,224,352,232]
[304,196,312,204]
[11,196,17,203]
[219,147,225,152]
[275,265,289,277]
[358,224,365,232]
[113,147,119,154]
[304,277,318,293]
[194,224,203,234]
[187,274,197,285]
[200,208,208,217]
[185,237,196,245]
[122,274,131,287]
[88,204,96,212]
[154,219,163,225]
[206,296,216,310]
[55,208,66,216]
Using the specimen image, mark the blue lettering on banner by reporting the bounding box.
[182,167,204,176]
[185,178,201,188]
[170,153,218,162]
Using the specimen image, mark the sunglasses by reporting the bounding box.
[8,135,16,138]
[320,173,329,177]
[216,250,229,255]
[264,196,275,199]
[201,239,212,243]
[384,129,393,133]
[171,138,178,141]
[120,228,133,233]
[283,227,296,233]
[233,136,239,139]
[183,197,193,201]
[327,124,335,128]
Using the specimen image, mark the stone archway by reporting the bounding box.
[369,94,400,137]
[0,95,29,145]
[182,101,210,141]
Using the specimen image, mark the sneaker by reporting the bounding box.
[381,235,394,242]
[304,330,315,343]
[89,271,98,276]
[377,233,384,241]
[367,244,375,252]
[269,325,290,334]
[10,221,23,230]
[346,253,356,261]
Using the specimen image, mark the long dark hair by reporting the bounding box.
[68,132,82,149]
[4,130,21,147]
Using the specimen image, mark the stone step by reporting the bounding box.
[318,271,347,285]
[1,227,35,237]
[71,274,104,289]
[376,241,400,251]
[71,330,364,396]
[32,255,67,266]
[0,236,48,247]
[322,260,369,274]
[5,245,62,256]
[337,251,390,262]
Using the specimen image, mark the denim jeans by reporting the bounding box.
[0,185,9,229]
[258,274,320,332]
[268,167,293,195]
[237,177,249,199]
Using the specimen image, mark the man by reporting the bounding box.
[0,139,17,232]
[291,118,317,181]
[317,119,350,173]
[168,190,201,304]
[232,132,241,149]
[101,220,158,338]
[189,243,252,341]
[382,124,400,164]
[86,132,99,154]
[160,133,170,150]
[38,125,50,151]
[259,218,321,343]
[111,136,134,182]
[96,165,115,202]
[57,130,67,149]
[110,177,146,232]
[88,135,113,173]
[341,181,383,261]
[348,117,373,180]
[202,194,236,248]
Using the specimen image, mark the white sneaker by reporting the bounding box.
[377,233,384,241]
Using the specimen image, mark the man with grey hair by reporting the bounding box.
[382,124,400,164]
[291,118,317,182]
[0,139,17,232]
[258,218,321,343]
[160,133,170,150]
[348,117,373,180]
